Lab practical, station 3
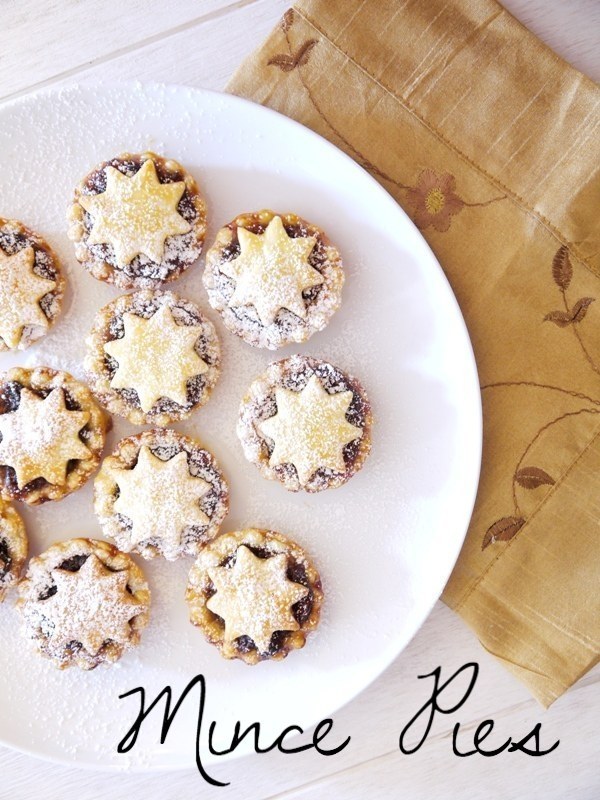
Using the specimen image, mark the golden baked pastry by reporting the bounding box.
[0,367,110,504]
[84,289,220,426]
[203,210,344,348]
[0,218,65,351]
[17,538,150,670]
[0,500,27,601]
[238,355,372,492]
[67,151,206,289]
[94,428,229,560]
[186,528,322,664]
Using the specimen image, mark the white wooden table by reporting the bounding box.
[2,2,599,798]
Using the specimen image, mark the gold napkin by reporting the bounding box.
[227,0,600,706]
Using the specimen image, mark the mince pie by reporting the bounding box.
[0,367,110,504]
[0,500,27,601]
[84,289,220,426]
[17,537,150,670]
[238,355,372,492]
[186,528,322,664]
[203,210,344,349]
[67,151,206,289]
[94,428,229,561]
[0,218,65,351]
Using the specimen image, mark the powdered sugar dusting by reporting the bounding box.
[84,289,220,426]
[95,428,229,561]
[187,528,321,664]
[67,152,206,289]
[17,539,150,670]
[204,210,344,349]
[238,355,372,493]
[23,553,146,657]
[207,546,308,654]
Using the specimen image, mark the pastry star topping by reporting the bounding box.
[0,388,91,488]
[40,554,146,655]
[258,374,363,486]
[112,446,210,554]
[79,159,191,266]
[221,215,322,326]
[104,305,207,412]
[207,545,308,653]
[0,246,56,348]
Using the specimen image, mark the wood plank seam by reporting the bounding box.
[0,0,265,103]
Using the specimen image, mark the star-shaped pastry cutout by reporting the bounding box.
[104,305,208,413]
[40,554,146,655]
[112,446,210,556]
[258,374,363,486]
[220,215,322,326]
[207,545,308,653]
[79,159,191,266]
[0,388,91,488]
[0,246,56,348]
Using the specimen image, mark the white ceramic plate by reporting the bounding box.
[0,83,481,770]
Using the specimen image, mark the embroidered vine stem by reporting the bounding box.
[510,408,600,515]
[462,197,505,208]
[482,385,600,516]
[481,381,600,407]
[481,243,599,548]
[295,70,504,215]
[269,16,510,235]
[280,23,505,212]
[281,29,411,191]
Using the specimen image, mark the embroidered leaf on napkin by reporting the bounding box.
[544,298,594,326]
[515,467,555,490]
[552,245,573,290]
[482,517,526,551]
[571,297,595,322]
[268,39,317,71]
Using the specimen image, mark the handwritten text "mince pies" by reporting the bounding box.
[117,663,559,786]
